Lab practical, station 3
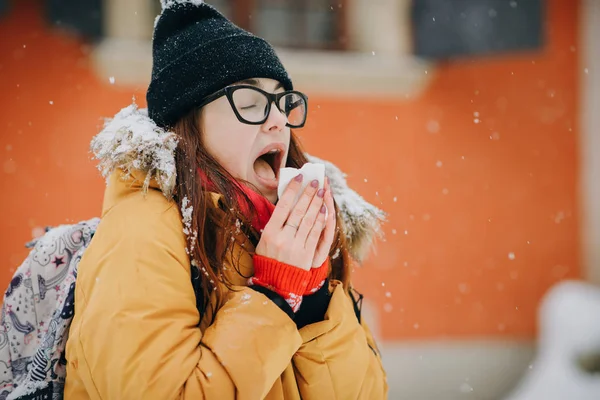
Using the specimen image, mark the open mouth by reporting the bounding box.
[253,147,283,185]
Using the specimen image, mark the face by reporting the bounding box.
[200,78,291,204]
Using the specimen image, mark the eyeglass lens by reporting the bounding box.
[231,87,306,127]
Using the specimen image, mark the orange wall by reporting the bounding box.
[0,0,579,340]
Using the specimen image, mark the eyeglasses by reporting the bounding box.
[197,84,308,128]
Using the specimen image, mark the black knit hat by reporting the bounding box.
[147,1,293,128]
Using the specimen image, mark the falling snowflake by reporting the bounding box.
[31,227,45,239]
[427,120,440,133]
[460,383,474,393]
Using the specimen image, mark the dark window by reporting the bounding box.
[46,0,103,40]
[208,0,347,50]
[412,0,544,59]
[0,0,10,19]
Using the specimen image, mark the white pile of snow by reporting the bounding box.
[505,280,600,400]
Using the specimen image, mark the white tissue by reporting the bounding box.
[278,163,326,208]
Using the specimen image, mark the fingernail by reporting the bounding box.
[294,174,303,182]
[320,205,327,213]
[311,179,319,188]
[317,189,325,198]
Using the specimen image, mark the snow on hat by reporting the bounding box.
[147,0,293,128]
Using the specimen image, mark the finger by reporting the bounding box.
[296,187,325,241]
[305,203,327,253]
[312,190,335,263]
[323,184,336,241]
[285,179,320,229]
[319,177,335,237]
[268,174,304,229]
[311,230,327,268]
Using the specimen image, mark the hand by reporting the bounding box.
[311,177,336,268]
[256,174,327,271]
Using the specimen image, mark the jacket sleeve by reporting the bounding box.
[292,282,388,399]
[66,196,302,400]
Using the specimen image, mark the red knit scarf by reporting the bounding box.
[197,167,275,233]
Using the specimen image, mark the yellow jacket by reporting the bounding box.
[64,104,387,399]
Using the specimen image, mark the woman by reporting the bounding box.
[64,1,387,398]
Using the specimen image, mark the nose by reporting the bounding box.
[262,101,287,132]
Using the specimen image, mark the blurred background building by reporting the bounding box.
[0,0,598,398]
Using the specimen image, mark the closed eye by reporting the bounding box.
[284,100,303,116]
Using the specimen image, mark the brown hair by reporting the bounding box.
[172,109,352,321]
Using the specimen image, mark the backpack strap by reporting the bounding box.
[349,286,364,323]
[190,264,204,324]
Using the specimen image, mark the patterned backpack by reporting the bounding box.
[0,218,99,400]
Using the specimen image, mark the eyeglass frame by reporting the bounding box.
[196,84,309,128]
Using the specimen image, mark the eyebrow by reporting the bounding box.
[237,79,284,91]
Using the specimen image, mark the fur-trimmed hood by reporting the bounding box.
[90,103,385,263]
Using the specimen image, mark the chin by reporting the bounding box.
[244,176,278,204]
